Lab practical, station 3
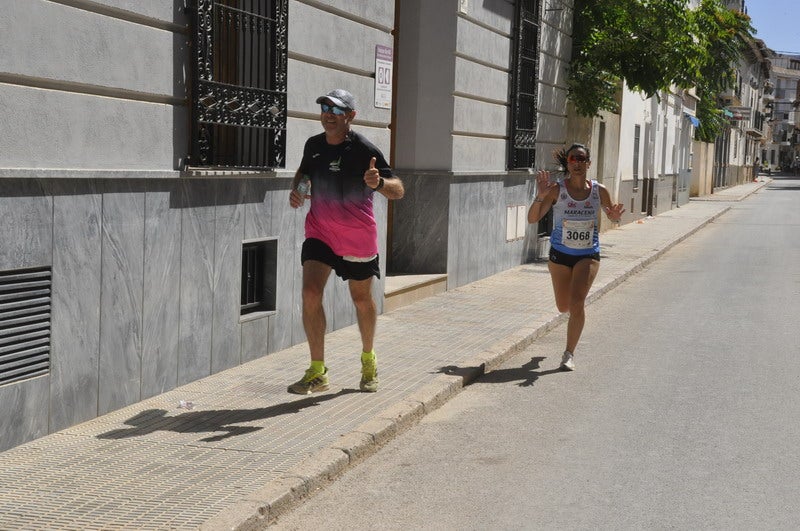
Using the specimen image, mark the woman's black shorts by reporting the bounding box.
[549,247,600,268]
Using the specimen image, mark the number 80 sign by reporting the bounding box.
[374,45,393,109]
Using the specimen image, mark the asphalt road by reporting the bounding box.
[271,176,800,530]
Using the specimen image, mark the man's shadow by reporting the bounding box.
[97,388,358,443]
[437,357,562,388]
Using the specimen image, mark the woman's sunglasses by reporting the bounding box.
[568,155,589,163]
[321,103,349,116]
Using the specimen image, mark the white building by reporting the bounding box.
[763,53,800,170]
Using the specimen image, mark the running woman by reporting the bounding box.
[527,143,625,370]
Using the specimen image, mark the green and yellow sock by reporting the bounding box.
[361,350,376,363]
[310,360,325,375]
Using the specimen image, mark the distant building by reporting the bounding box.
[714,35,772,187]
[762,52,800,170]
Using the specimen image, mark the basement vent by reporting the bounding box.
[0,267,52,386]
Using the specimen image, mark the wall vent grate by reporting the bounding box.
[0,267,52,386]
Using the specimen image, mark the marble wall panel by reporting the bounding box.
[466,181,494,282]
[242,178,277,361]
[211,182,246,374]
[141,181,182,398]
[503,179,533,268]
[244,179,275,241]
[448,177,528,289]
[447,182,466,289]
[0,179,52,271]
[177,180,216,385]
[0,376,50,452]
[98,181,145,415]
[48,180,102,431]
[288,201,307,348]
[485,182,505,277]
[270,185,303,352]
[389,174,449,275]
[455,181,476,286]
[241,316,269,364]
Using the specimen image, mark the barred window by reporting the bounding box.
[191,0,288,170]
[509,0,540,169]
[241,239,277,316]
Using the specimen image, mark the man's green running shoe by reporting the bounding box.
[360,357,378,392]
[287,368,330,394]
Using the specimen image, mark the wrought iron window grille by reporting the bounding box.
[509,0,541,170]
[190,0,288,170]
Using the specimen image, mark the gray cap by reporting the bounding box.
[316,89,356,110]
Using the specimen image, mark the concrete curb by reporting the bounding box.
[201,204,733,530]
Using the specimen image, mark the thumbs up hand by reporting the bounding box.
[364,156,382,190]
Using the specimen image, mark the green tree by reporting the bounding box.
[691,1,754,141]
[568,0,755,142]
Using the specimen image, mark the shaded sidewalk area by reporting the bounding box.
[0,181,767,530]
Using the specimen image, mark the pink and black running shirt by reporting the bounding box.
[299,131,392,258]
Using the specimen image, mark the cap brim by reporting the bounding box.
[315,96,350,109]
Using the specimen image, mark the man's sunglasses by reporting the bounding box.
[321,103,349,115]
[568,155,589,163]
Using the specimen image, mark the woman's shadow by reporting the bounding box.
[437,357,563,388]
[97,388,358,443]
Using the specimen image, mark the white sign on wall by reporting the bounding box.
[374,45,393,109]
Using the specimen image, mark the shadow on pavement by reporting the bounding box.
[437,357,564,389]
[97,388,359,443]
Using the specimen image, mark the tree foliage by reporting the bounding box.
[568,0,755,142]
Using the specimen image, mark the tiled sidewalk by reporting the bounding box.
[0,182,766,530]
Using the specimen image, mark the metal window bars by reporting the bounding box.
[241,242,264,313]
[191,0,288,170]
[509,0,541,170]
